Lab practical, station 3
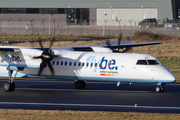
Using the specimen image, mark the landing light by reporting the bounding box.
[14,49,20,52]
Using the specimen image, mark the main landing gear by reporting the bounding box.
[3,70,18,92]
[74,80,86,89]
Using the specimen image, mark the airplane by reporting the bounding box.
[0,35,176,93]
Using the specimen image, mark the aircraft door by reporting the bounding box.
[119,60,126,79]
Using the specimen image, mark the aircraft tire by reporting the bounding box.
[3,82,11,92]
[10,82,15,91]
[3,82,15,92]
[155,86,164,93]
[74,81,86,89]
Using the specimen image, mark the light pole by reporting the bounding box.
[141,6,144,19]
[103,14,107,36]
[110,6,112,26]
[49,14,53,34]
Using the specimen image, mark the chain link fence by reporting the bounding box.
[0,19,180,36]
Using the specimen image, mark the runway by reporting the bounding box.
[0,79,180,113]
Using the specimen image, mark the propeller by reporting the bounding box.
[34,38,57,77]
[106,33,131,53]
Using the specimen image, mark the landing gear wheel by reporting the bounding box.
[3,82,15,92]
[10,82,15,91]
[155,86,164,93]
[74,81,86,89]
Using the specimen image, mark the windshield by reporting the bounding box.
[136,60,159,65]
[147,60,159,65]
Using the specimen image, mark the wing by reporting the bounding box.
[100,41,162,49]
[70,41,162,52]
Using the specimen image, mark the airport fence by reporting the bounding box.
[0,19,180,36]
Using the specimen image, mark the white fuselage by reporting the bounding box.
[0,48,176,84]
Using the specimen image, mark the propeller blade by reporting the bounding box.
[38,64,44,76]
[38,39,44,51]
[106,40,114,51]
[37,57,46,76]
[36,37,55,77]
[48,38,55,53]
[33,56,42,59]
[118,33,122,51]
[46,61,54,76]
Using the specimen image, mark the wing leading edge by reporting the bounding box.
[100,41,162,49]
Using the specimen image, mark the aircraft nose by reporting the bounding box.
[165,72,176,82]
[160,66,176,83]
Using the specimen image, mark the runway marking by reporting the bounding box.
[0,88,150,93]
[0,102,180,110]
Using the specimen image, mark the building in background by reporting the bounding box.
[0,0,179,26]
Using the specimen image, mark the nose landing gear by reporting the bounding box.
[155,86,164,93]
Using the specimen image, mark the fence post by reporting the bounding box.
[18,19,21,34]
[128,19,133,36]
[66,19,69,34]
[91,19,95,34]
[52,19,56,35]
[80,19,83,35]
[104,19,108,36]
[41,19,45,34]
[157,19,160,34]
[118,19,122,33]
[7,19,11,33]
[0,19,1,34]
[29,19,34,34]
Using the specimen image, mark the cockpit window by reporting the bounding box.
[147,60,159,65]
[137,60,148,65]
[137,60,160,65]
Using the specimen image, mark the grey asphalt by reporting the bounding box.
[0,79,180,113]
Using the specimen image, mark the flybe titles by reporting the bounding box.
[86,56,118,72]
[0,54,28,63]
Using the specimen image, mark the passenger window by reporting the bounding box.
[57,61,59,65]
[95,63,97,67]
[86,63,89,67]
[65,62,67,66]
[82,62,84,66]
[79,62,81,66]
[99,63,101,67]
[136,60,148,65]
[61,61,63,65]
[69,62,72,66]
[91,63,93,67]
[52,61,55,65]
[74,62,76,66]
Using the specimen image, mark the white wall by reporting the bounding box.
[97,8,157,26]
